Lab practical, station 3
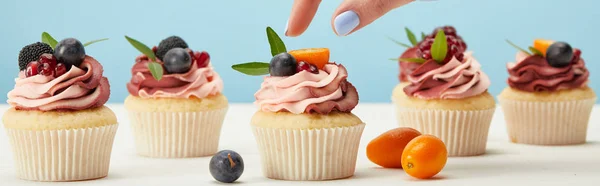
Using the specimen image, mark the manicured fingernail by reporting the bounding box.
[284,19,289,36]
[334,10,359,36]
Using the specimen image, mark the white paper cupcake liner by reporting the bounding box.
[394,106,495,157]
[5,124,119,182]
[128,107,228,158]
[252,124,365,181]
[498,97,596,145]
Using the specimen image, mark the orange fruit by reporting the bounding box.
[534,39,554,56]
[366,127,421,168]
[401,135,447,179]
[288,48,330,69]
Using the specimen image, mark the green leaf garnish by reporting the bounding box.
[398,58,427,63]
[125,36,156,61]
[405,27,418,46]
[421,32,427,41]
[266,27,286,56]
[387,36,411,48]
[232,62,270,76]
[431,30,448,63]
[506,40,532,55]
[83,38,109,47]
[41,32,58,49]
[528,46,543,56]
[147,62,164,81]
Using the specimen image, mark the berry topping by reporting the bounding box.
[288,48,330,69]
[432,26,457,37]
[546,42,573,68]
[18,42,53,71]
[156,36,188,61]
[417,34,464,64]
[269,52,297,76]
[25,61,40,77]
[38,54,57,69]
[55,63,67,77]
[38,61,55,77]
[195,51,210,68]
[296,61,319,74]
[571,48,581,63]
[163,48,192,74]
[54,38,86,67]
[534,39,554,56]
[210,150,244,183]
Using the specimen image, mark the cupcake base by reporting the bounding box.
[5,124,119,182]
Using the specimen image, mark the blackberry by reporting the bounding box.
[156,36,188,61]
[18,42,53,70]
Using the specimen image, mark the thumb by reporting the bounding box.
[332,0,414,36]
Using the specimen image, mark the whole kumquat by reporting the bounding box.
[401,135,448,179]
[367,127,421,168]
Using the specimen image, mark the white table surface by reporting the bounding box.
[1,104,599,186]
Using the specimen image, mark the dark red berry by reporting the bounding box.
[39,61,55,77]
[26,61,40,77]
[55,63,67,77]
[432,26,457,37]
[152,46,158,54]
[417,35,465,64]
[571,48,581,64]
[196,51,210,68]
[38,54,57,68]
[296,61,318,74]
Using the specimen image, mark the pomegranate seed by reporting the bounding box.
[297,61,318,74]
[55,63,67,77]
[152,46,158,54]
[38,61,55,77]
[196,51,210,68]
[38,54,57,68]
[26,61,40,77]
[571,49,581,63]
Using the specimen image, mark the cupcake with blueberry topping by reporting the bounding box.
[3,33,116,181]
[499,39,596,145]
[232,27,364,180]
[392,28,495,157]
[124,36,227,158]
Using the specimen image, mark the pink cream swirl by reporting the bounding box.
[7,56,110,111]
[126,54,223,99]
[403,52,491,99]
[254,64,359,114]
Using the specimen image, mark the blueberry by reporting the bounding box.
[54,38,86,67]
[269,52,297,76]
[210,150,244,183]
[546,42,573,67]
[163,48,192,74]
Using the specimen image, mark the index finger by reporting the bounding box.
[286,0,322,37]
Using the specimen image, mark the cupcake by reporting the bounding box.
[3,33,117,181]
[124,36,227,158]
[499,39,596,145]
[232,27,364,180]
[392,27,495,157]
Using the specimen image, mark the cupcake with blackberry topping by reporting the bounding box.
[392,28,495,157]
[232,27,364,181]
[3,33,116,181]
[499,39,596,145]
[124,36,227,158]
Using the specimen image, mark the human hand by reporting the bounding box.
[284,0,415,37]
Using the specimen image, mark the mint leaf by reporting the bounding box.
[41,32,58,49]
[387,36,411,48]
[125,36,156,61]
[266,27,286,56]
[431,30,448,63]
[83,38,109,47]
[147,62,164,81]
[232,62,270,76]
[405,27,418,46]
[528,46,543,56]
[506,40,532,55]
[421,32,427,41]
[399,58,427,63]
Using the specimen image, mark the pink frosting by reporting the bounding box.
[7,56,110,111]
[254,64,359,114]
[126,54,223,99]
[404,52,491,99]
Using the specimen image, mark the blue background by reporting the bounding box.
[0,0,598,103]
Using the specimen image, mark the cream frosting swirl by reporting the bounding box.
[126,53,223,99]
[7,56,110,111]
[404,52,490,99]
[254,64,358,114]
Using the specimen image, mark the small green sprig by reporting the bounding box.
[231,26,286,76]
[391,30,448,64]
[506,39,543,56]
[388,27,424,48]
[125,36,163,80]
[41,32,108,49]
